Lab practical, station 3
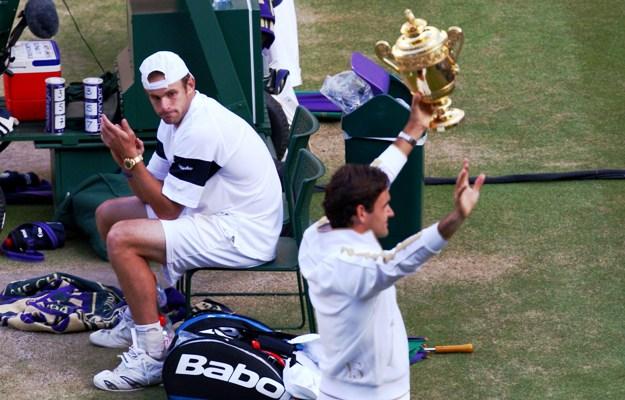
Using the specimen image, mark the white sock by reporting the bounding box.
[134,322,165,360]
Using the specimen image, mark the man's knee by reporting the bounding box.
[96,199,115,225]
[106,219,166,264]
[96,199,120,240]
[106,220,133,256]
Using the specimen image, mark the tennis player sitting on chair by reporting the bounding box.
[91,51,282,392]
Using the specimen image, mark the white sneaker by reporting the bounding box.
[90,305,134,349]
[93,345,163,391]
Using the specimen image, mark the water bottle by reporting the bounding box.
[156,284,168,310]
[156,284,174,346]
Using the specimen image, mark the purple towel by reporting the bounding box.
[296,92,342,113]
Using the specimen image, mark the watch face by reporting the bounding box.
[124,159,134,169]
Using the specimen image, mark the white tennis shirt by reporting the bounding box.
[147,92,283,260]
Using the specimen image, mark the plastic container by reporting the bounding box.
[3,40,62,121]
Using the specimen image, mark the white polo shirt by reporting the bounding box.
[299,144,448,399]
[147,92,283,261]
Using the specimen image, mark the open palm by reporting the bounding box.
[454,159,485,218]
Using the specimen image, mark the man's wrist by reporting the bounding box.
[397,131,418,146]
[438,209,465,240]
[123,154,144,170]
[402,122,428,138]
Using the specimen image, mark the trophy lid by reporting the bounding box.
[394,10,448,60]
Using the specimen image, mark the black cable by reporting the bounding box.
[1,13,28,76]
[60,0,105,74]
[425,169,625,185]
[314,169,625,192]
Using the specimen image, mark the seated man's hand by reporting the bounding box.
[100,115,141,165]
[0,108,19,137]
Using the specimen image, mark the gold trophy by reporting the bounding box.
[375,9,464,131]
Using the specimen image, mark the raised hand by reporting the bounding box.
[454,159,485,218]
[403,92,434,137]
[437,159,485,240]
[100,115,141,166]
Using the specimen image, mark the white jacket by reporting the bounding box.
[299,145,448,399]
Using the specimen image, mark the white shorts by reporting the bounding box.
[146,206,264,286]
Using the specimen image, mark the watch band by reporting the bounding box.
[397,131,418,147]
[123,154,143,170]
[131,154,143,165]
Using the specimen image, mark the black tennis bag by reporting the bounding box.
[163,313,296,400]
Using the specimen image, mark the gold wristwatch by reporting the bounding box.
[123,154,143,170]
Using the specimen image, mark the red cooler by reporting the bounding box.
[3,40,62,121]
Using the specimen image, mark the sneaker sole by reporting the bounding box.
[90,341,132,349]
[93,375,160,391]
[89,335,132,349]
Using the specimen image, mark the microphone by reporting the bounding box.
[24,0,59,39]
[0,0,58,75]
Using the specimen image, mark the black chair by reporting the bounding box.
[281,105,320,230]
[179,148,325,332]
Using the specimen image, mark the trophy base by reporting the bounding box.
[430,108,465,132]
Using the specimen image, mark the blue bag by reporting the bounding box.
[1,221,65,262]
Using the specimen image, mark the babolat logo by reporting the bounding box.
[175,354,285,399]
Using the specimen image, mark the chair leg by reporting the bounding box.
[176,273,185,294]
[294,271,307,330]
[179,268,312,332]
[184,270,196,318]
[303,278,317,333]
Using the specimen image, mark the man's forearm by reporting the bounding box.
[126,166,182,220]
[437,209,466,240]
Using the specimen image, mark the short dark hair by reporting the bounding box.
[323,164,389,228]
[180,73,192,87]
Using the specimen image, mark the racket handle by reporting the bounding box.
[432,344,474,353]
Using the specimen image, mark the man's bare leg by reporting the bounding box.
[95,196,148,242]
[106,218,166,326]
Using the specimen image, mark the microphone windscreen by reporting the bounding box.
[24,0,59,39]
